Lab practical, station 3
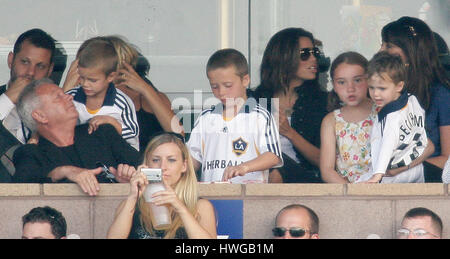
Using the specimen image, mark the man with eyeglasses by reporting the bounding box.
[272,204,319,239]
[397,207,443,239]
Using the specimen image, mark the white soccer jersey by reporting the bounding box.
[187,98,282,184]
[367,93,427,183]
[67,84,140,151]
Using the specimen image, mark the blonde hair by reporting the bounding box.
[77,35,141,72]
[138,133,199,239]
[104,35,140,70]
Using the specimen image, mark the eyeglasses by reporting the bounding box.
[272,227,310,238]
[397,228,440,239]
[299,47,321,61]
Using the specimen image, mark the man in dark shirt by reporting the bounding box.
[12,78,141,196]
[0,29,56,182]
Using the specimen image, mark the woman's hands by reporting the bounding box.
[150,178,187,214]
[127,166,148,200]
[115,63,149,94]
[128,166,186,214]
[62,59,81,92]
[278,107,295,138]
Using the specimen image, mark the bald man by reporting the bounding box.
[272,204,319,239]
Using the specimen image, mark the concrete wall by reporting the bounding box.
[0,183,449,239]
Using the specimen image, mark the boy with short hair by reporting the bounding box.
[364,52,428,183]
[66,39,139,150]
[187,48,282,183]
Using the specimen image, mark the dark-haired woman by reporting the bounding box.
[380,16,449,181]
[252,28,328,183]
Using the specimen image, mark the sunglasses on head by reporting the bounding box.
[299,47,321,61]
[150,131,185,143]
[272,227,309,238]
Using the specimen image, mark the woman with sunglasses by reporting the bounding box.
[380,17,449,182]
[107,133,217,239]
[252,27,328,183]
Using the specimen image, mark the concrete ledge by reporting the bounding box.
[2,183,448,197]
[43,184,130,196]
[0,184,40,196]
[198,183,242,197]
[347,183,445,196]
[42,183,243,197]
[1,183,449,239]
[245,184,344,196]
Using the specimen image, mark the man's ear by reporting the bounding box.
[396,81,405,93]
[31,109,48,124]
[7,52,14,69]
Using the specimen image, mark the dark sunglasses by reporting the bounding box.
[272,227,309,238]
[299,47,321,61]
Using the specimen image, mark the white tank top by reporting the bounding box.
[279,117,300,163]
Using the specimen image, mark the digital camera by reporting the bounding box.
[141,168,162,182]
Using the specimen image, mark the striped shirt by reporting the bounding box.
[187,97,282,183]
[66,84,140,151]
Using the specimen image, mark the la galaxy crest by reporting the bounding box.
[232,137,248,156]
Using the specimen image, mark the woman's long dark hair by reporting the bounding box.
[381,16,449,110]
[258,27,315,96]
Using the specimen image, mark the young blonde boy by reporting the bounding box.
[187,49,282,183]
[66,39,139,150]
[363,52,429,183]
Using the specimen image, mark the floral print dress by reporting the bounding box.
[335,106,376,183]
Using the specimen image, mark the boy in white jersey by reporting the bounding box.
[363,52,430,183]
[66,39,139,150]
[187,49,282,183]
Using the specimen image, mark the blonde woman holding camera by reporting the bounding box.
[107,132,217,239]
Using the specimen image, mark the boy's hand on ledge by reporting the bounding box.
[361,173,383,184]
[222,164,249,182]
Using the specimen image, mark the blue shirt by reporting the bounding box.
[425,83,450,157]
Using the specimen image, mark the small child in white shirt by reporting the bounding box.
[364,52,429,183]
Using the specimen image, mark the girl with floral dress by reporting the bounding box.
[320,52,376,183]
